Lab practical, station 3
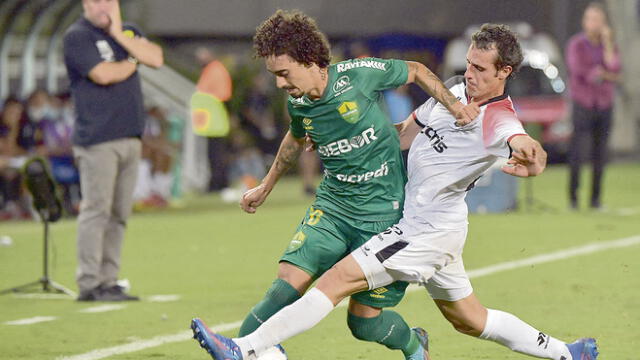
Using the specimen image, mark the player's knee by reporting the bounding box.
[346,313,374,341]
[448,317,483,337]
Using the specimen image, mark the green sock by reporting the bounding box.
[238,278,301,336]
[347,310,418,356]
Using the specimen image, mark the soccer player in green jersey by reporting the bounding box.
[193,10,477,360]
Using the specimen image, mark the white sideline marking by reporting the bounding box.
[5,316,57,325]
[79,305,127,313]
[57,235,640,360]
[147,294,181,302]
[12,293,73,300]
[56,321,242,360]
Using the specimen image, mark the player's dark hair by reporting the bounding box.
[471,23,523,79]
[253,9,331,68]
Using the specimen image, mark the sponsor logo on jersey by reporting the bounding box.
[338,101,359,123]
[335,161,389,183]
[332,75,354,97]
[303,118,313,131]
[286,231,306,253]
[333,75,350,92]
[336,60,387,73]
[424,125,448,153]
[317,126,378,157]
[95,40,115,62]
[369,287,388,298]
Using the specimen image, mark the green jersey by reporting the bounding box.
[288,57,408,221]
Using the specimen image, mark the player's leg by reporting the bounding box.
[347,298,428,360]
[238,205,346,337]
[430,264,597,359]
[237,262,312,336]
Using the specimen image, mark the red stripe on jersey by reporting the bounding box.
[482,97,521,149]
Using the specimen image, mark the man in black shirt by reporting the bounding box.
[63,0,163,301]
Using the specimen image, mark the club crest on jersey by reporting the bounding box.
[424,125,448,153]
[338,101,359,123]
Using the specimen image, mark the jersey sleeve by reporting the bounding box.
[63,30,103,78]
[482,101,527,157]
[287,102,306,139]
[355,58,408,92]
[412,97,437,127]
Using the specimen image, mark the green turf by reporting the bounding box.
[1,163,638,359]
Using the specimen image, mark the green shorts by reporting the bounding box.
[280,205,408,308]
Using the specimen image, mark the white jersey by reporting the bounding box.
[399,79,526,231]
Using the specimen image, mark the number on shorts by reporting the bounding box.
[307,206,324,226]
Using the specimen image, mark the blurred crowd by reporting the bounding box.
[0,41,440,221]
[0,90,77,220]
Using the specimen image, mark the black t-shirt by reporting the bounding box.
[63,18,145,146]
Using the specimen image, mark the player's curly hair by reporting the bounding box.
[472,23,523,79]
[253,10,331,68]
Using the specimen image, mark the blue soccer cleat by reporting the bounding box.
[565,338,599,360]
[191,318,243,360]
[406,327,431,360]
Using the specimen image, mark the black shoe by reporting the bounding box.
[100,285,140,301]
[76,285,139,301]
[77,286,102,301]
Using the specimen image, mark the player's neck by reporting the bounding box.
[472,85,505,104]
[307,68,329,100]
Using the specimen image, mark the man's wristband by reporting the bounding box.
[127,56,139,65]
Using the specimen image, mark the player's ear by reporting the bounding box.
[498,65,512,81]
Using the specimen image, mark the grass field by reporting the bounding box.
[1,163,639,360]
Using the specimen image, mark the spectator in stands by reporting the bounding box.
[195,46,233,192]
[63,0,163,301]
[241,72,281,164]
[0,96,42,220]
[35,91,80,215]
[566,1,621,210]
[133,106,175,209]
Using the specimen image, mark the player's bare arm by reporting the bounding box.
[107,0,163,68]
[405,61,479,125]
[502,135,547,177]
[395,114,422,150]
[240,131,305,213]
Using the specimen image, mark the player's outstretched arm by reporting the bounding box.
[502,135,547,177]
[405,61,479,125]
[240,130,305,213]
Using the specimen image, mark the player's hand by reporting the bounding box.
[501,148,546,177]
[454,102,480,127]
[240,183,270,214]
[107,0,123,37]
[304,134,316,152]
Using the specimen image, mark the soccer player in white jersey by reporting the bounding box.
[192,24,598,360]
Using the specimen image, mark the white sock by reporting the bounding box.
[233,288,335,358]
[480,309,571,360]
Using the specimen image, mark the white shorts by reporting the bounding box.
[352,224,473,301]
